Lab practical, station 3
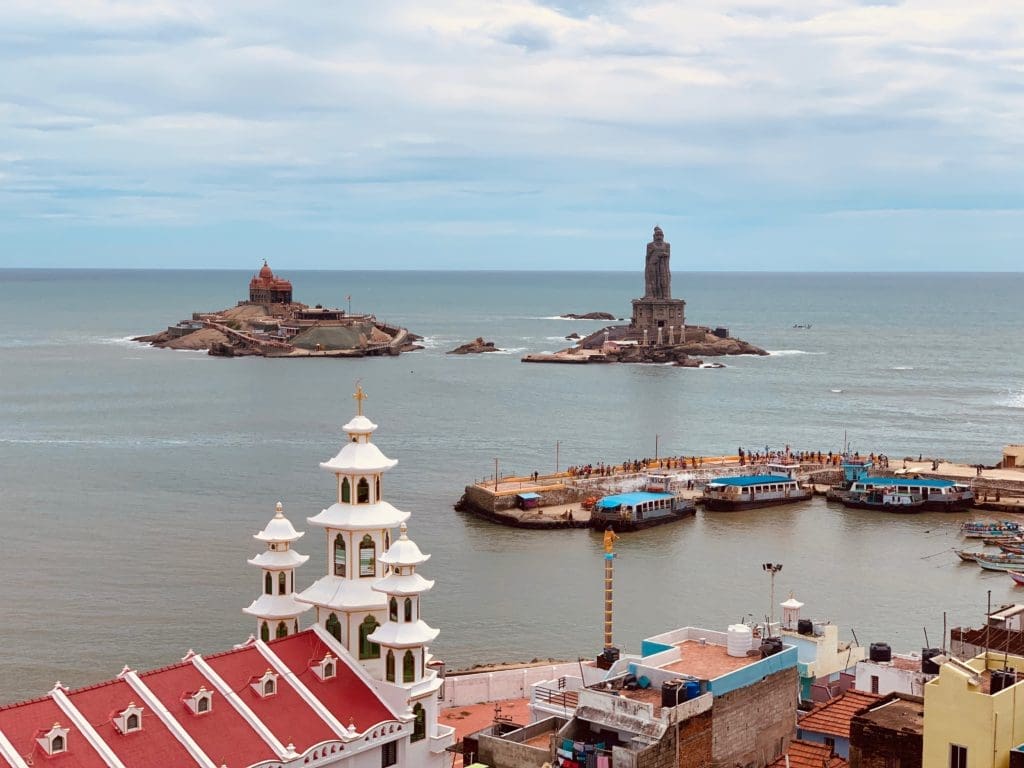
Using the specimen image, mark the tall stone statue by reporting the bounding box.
[644,226,671,299]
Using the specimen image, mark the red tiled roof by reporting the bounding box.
[65,678,196,768]
[770,740,848,768]
[268,630,396,732]
[204,644,338,752]
[139,659,278,768]
[798,690,881,739]
[0,695,109,768]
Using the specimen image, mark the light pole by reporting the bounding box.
[655,434,660,461]
[494,458,499,491]
[762,562,783,633]
[556,440,561,474]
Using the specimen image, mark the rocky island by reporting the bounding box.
[447,338,500,354]
[135,262,421,358]
[523,226,767,366]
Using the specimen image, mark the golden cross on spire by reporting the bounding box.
[353,382,367,416]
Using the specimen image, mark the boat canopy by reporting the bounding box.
[708,474,793,487]
[516,492,542,500]
[596,491,673,509]
[854,478,959,488]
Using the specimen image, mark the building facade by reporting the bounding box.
[248,261,294,304]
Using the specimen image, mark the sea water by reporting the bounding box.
[0,269,1022,700]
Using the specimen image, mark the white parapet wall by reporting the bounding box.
[441,662,583,708]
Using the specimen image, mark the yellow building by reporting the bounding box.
[923,652,1024,768]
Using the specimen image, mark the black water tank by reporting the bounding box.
[991,669,1017,694]
[921,648,943,674]
[869,642,892,662]
[603,646,620,664]
[662,679,684,708]
[761,637,784,657]
[797,619,814,636]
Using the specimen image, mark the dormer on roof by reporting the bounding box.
[313,653,337,681]
[251,669,279,698]
[37,722,69,755]
[184,687,213,715]
[113,703,144,734]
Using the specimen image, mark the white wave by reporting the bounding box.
[490,347,526,355]
[1000,390,1024,409]
[94,335,140,347]
[830,388,844,393]
[545,336,576,342]
[417,336,441,349]
[891,366,915,371]
[699,363,727,369]
[766,349,822,356]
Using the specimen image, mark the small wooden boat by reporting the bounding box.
[956,550,982,562]
[984,536,1024,546]
[963,521,1022,538]
[1010,571,1024,585]
[975,553,1024,571]
[998,542,1024,555]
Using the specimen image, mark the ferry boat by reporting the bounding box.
[591,473,696,532]
[962,520,1021,538]
[841,488,925,512]
[702,463,812,511]
[842,477,974,512]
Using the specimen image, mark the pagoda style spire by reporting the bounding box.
[368,522,439,687]
[244,502,312,641]
[296,386,410,677]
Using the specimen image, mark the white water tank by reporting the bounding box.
[727,624,753,657]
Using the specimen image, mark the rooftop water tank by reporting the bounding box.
[869,642,892,662]
[662,679,684,708]
[921,648,943,674]
[760,637,784,658]
[991,668,1017,694]
[727,624,753,658]
[797,619,814,636]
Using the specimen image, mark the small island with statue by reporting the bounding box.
[134,262,421,357]
[523,226,767,366]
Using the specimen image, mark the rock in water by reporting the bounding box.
[560,312,616,320]
[447,337,499,355]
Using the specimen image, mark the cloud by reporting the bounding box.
[1,0,1023,268]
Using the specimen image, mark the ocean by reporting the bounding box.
[1,268,1022,701]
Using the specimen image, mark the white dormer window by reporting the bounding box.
[252,669,279,698]
[114,703,144,734]
[37,723,69,755]
[313,653,337,681]
[185,687,214,715]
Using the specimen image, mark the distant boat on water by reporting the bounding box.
[793,323,812,329]
[702,463,812,511]
[591,473,696,532]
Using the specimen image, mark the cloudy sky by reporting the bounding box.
[1,1,1022,270]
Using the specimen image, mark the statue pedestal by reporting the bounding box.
[631,298,686,344]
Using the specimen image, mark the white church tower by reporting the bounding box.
[297,385,409,679]
[243,502,312,641]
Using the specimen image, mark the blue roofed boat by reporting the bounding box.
[702,463,812,511]
[843,476,974,512]
[591,474,696,532]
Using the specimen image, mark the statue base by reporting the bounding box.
[631,297,686,344]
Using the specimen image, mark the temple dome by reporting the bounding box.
[379,523,430,567]
[259,261,274,279]
[254,503,305,543]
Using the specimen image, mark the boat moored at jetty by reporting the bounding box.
[956,549,982,562]
[1009,571,1024,585]
[843,477,974,512]
[962,520,1021,538]
[591,473,696,531]
[842,488,926,512]
[702,463,812,511]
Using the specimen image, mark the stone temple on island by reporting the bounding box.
[135,261,421,358]
[522,226,767,365]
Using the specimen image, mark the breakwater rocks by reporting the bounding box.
[523,325,768,365]
[560,311,617,320]
[447,337,500,354]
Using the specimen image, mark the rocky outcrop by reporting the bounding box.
[560,311,616,320]
[565,332,580,340]
[447,337,499,355]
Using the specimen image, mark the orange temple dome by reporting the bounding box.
[249,261,293,304]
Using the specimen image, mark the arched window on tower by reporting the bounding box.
[403,650,415,682]
[341,477,351,503]
[412,703,426,742]
[326,613,341,642]
[278,572,287,595]
[359,615,380,659]
[261,622,270,642]
[384,528,391,550]
[276,621,288,639]
[389,596,398,621]
[334,534,346,576]
[376,477,381,500]
[404,597,413,622]
[359,534,375,577]
[357,477,370,504]
[386,649,395,682]
[264,572,273,595]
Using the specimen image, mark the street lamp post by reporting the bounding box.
[556,441,561,474]
[762,562,783,633]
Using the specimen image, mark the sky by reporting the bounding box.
[1,1,1022,271]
